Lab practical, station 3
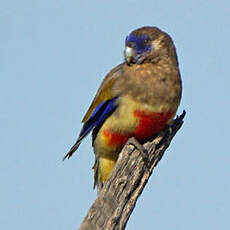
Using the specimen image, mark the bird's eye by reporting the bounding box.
[143,39,150,45]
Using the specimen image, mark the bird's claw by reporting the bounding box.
[126,137,149,167]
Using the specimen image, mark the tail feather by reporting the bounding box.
[63,138,82,161]
[63,97,118,161]
[93,157,104,191]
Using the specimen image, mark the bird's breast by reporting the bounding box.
[99,106,175,148]
[113,62,182,109]
[132,110,174,139]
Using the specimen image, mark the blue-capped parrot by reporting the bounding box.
[64,26,182,189]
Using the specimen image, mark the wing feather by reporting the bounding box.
[63,64,124,160]
[82,64,123,122]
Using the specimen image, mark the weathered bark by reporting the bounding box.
[79,111,186,230]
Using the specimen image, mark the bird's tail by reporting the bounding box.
[63,137,83,161]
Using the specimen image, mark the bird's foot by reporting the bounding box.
[126,137,149,167]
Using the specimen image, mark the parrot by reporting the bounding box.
[64,26,182,189]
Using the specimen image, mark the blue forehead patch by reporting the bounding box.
[125,34,151,54]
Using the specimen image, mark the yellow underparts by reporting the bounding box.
[98,157,116,183]
[94,95,179,185]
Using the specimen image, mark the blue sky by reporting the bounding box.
[1,0,230,229]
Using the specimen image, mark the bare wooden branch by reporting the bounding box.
[79,111,186,230]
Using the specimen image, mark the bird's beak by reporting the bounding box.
[124,46,134,64]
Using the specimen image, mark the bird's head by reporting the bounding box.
[124,26,178,65]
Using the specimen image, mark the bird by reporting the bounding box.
[64,26,182,189]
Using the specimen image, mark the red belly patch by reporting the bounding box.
[102,130,128,147]
[102,110,174,147]
[133,110,173,139]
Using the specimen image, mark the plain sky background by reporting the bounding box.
[1,0,230,229]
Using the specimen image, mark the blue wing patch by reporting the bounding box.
[63,97,118,160]
[80,97,118,138]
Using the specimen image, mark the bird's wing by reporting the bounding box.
[82,63,123,122]
[63,64,124,160]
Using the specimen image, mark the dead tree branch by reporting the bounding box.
[79,111,186,230]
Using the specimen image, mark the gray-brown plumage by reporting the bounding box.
[64,26,182,188]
